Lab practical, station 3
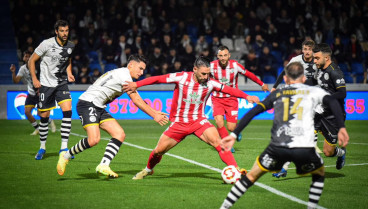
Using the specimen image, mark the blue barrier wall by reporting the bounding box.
[7,90,368,120]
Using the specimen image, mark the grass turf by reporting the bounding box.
[0,119,367,209]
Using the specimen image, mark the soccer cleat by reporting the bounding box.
[96,164,118,178]
[30,129,39,135]
[35,148,46,160]
[236,133,242,142]
[237,167,247,175]
[272,168,288,178]
[59,148,74,159]
[50,120,56,133]
[336,147,346,170]
[132,169,153,180]
[57,151,69,175]
[231,147,235,153]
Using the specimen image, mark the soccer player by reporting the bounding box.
[10,51,56,135]
[210,46,269,152]
[29,20,75,160]
[271,40,317,177]
[308,43,348,170]
[219,62,349,209]
[56,54,169,178]
[271,40,317,92]
[122,56,260,180]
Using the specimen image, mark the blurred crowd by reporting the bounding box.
[10,0,368,84]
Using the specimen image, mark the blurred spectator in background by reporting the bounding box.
[89,68,101,84]
[259,46,277,80]
[242,49,261,78]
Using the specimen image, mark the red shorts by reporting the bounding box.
[163,118,214,142]
[211,96,238,123]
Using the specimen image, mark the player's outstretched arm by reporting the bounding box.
[28,53,41,88]
[128,91,169,126]
[243,70,269,92]
[67,59,75,82]
[123,75,169,92]
[338,127,349,147]
[220,85,260,103]
[122,81,138,92]
[10,64,21,83]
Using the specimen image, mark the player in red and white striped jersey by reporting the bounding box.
[123,56,260,180]
[210,46,269,150]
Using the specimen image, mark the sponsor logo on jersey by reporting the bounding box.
[183,92,203,104]
[324,73,329,80]
[276,125,304,137]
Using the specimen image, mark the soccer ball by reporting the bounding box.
[221,165,241,184]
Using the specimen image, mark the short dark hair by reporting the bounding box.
[54,20,69,31]
[302,40,315,48]
[23,50,32,56]
[313,43,332,56]
[128,54,148,65]
[285,62,304,80]
[194,56,210,68]
[217,45,229,53]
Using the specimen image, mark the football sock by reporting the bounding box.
[308,174,325,209]
[31,121,39,130]
[283,161,291,170]
[61,111,72,149]
[100,138,122,166]
[216,145,237,167]
[220,175,253,208]
[39,117,49,146]
[147,150,162,170]
[65,138,91,159]
[332,147,345,157]
[218,126,229,138]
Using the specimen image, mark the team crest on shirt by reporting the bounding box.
[324,73,329,80]
[89,116,96,122]
[183,92,202,104]
[67,48,72,54]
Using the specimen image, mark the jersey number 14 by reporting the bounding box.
[282,97,303,121]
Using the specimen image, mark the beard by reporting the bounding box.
[219,60,228,69]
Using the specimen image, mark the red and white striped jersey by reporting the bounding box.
[210,60,264,98]
[138,71,224,123]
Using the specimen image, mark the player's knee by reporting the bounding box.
[62,110,72,118]
[115,131,125,142]
[153,149,165,156]
[88,136,100,146]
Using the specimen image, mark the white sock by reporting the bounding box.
[61,142,68,150]
[145,167,152,172]
[40,141,46,149]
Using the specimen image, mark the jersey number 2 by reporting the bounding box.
[282,97,303,121]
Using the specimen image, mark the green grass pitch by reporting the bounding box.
[1,119,367,209]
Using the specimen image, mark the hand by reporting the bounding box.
[153,111,169,126]
[10,64,16,73]
[270,88,276,92]
[122,81,138,92]
[33,79,41,88]
[221,135,236,152]
[262,84,269,92]
[246,95,260,104]
[68,74,75,82]
[337,127,349,147]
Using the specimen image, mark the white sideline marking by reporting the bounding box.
[68,131,326,209]
[247,138,368,145]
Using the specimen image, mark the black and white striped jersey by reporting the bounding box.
[17,64,37,95]
[79,67,133,108]
[261,83,328,148]
[35,37,74,87]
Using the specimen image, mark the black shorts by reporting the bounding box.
[314,114,345,145]
[38,84,71,111]
[76,100,114,128]
[257,144,324,175]
[25,94,39,108]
